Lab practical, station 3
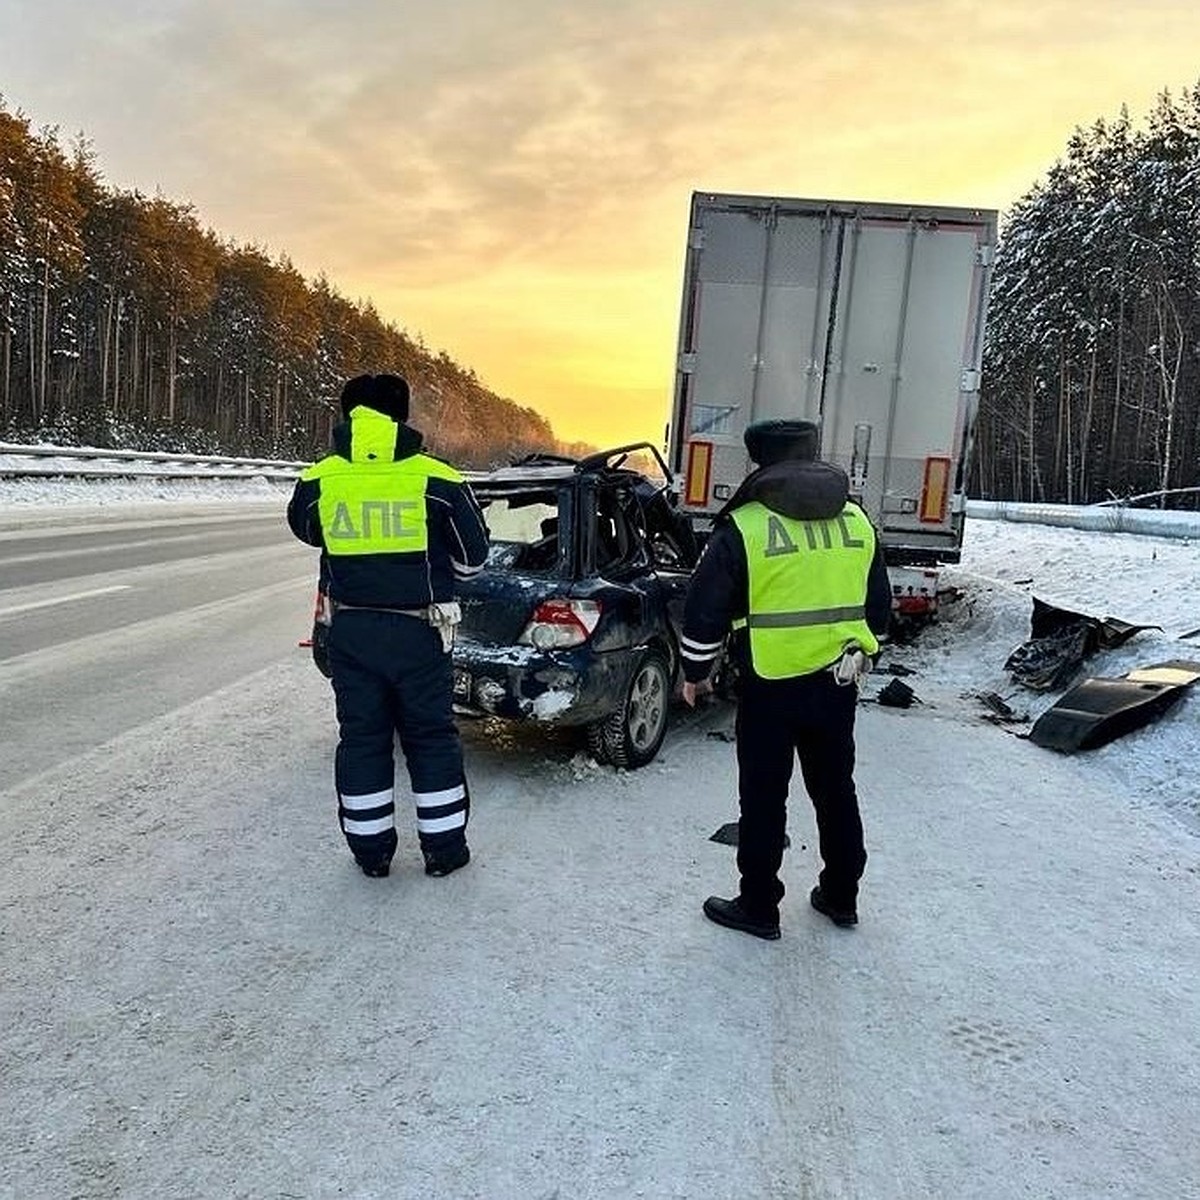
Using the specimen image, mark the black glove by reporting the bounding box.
[310,586,334,679]
[312,619,332,678]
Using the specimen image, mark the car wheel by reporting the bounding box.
[585,719,611,765]
[590,648,671,769]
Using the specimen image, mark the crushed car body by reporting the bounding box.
[452,444,700,768]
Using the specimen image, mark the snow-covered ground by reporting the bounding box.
[1,477,1198,1199]
[887,516,1200,834]
[0,472,293,519]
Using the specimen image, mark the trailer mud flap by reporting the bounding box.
[1029,660,1200,752]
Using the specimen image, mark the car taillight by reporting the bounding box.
[519,599,603,649]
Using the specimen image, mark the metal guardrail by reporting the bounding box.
[0,442,307,482]
[5,444,1199,540]
[966,499,1200,540]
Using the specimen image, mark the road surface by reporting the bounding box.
[1,502,1197,1199]
[0,505,313,787]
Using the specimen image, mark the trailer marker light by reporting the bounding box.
[919,456,951,523]
[685,440,713,506]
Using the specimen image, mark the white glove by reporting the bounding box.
[427,601,462,652]
[832,644,870,688]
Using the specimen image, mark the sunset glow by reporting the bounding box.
[3,1,1198,445]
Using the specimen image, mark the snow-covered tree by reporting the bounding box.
[976,83,1200,506]
[0,96,567,465]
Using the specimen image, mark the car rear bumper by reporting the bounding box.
[452,638,635,724]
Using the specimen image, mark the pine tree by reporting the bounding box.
[977,82,1200,506]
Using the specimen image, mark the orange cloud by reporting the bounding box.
[2,1,1199,445]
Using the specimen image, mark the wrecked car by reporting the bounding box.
[452,443,700,768]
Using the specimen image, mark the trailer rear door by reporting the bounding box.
[671,193,996,565]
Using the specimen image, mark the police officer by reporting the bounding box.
[288,374,489,879]
[680,419,891,938]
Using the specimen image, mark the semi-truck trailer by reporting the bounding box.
[667,191,998,618]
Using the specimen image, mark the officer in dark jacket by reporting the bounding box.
[681,419,891,938]
[287,374,490,879]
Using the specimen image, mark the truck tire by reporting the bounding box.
[588,648,671,769]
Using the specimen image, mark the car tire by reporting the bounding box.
[589,647,671,769]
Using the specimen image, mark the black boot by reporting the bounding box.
[810,886,857,927]
[702,895,780,940]
[423,842,471,877]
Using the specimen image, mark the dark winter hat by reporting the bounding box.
[339,375,375,417]
[744,418,820,467]
[339,373,410,422]
[372,373,410,422]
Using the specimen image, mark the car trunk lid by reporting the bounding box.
[456,571,571,646]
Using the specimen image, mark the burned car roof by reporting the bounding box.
[465,463,580,487]
[467,444,672,490]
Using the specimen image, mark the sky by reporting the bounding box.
[3,480,1198,1196]
[2,2,1200,446]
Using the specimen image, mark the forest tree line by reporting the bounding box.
[0,98,582,468]
[5,85,1200,495]
[974,82,1200,505]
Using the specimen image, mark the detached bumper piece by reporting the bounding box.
[1029,660,1200,752]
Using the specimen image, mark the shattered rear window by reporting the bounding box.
[479,495,561,572]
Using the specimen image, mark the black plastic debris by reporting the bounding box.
[705,729,735,743]
[1004,622,1093,691]
[977,691,1027,723]
[1005,597,1160,691]
[886,663,916,677]
[1029,660,1200,752]
[877,678,916,708]
[709,821,792,849]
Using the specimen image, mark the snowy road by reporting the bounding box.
[0,505,313,787]
[1,497,1198,1198]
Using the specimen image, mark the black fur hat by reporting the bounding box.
[744,418,820,467]
[372,374,410,422]
[339,373,410,422]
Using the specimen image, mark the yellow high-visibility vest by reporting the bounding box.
[731,500,880,679]
[301,407,463,557]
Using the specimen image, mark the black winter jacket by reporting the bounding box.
[287,412,489,609]
[680,459,892,683]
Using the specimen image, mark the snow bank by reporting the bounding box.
[968,499,1200,539]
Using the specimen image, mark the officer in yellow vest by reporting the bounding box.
[288,374,489,879]
[681,419,891,938]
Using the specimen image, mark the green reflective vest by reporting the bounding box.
[300,407,463,558]
[731,500,880,679]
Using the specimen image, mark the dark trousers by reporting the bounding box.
[734,669,866,917]
[329,610,469,868]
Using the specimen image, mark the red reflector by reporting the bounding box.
[895,595,937,616]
